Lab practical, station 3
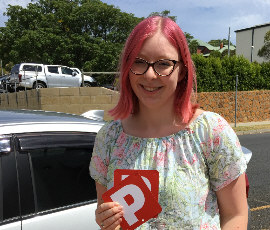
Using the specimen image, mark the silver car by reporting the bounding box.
[0,109,252,230]
[0,109,103,230]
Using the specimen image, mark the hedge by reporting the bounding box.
[192,54,270,92]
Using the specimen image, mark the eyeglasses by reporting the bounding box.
[130,58,180,77]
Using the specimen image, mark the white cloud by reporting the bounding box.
[0,0,31,26]
[0,0,270,44]
[0,0,30,10]
[231,14,266,31]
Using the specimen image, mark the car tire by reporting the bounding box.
[83,82,92,87]
[33,82,46,89]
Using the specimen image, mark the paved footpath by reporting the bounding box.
[230,120,270,135]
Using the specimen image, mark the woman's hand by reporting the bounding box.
[95,182,124,229]
[95,201,124,229]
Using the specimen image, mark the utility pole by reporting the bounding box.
[228,27,230,57]
[0,59,3,76]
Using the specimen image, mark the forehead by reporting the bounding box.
[138,32,179,60]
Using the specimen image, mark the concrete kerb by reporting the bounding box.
[230,120,270,135]
[236,129,270,135]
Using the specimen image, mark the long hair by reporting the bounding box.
[109,16,198,123]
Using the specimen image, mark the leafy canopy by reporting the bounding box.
[258,30,270,60]
[0,0,142,72]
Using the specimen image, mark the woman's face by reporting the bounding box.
[129,32,185,112]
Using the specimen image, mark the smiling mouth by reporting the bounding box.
[141,85,162,92]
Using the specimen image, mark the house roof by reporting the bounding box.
[193,39,236,54]
[193,39,217,51]
[235,22,270,33]
[219,45,236,52]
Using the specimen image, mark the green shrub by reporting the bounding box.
[192,54,270,92]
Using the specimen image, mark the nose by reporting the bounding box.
[144,65,158,80]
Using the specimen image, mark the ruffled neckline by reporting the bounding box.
[118,111,209,140]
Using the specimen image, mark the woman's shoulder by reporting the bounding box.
[190,109,227,125]
[97,120,122,140]
[189,109,231,131]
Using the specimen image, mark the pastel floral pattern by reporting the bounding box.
[90,112,247,229]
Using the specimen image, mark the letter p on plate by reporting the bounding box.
[102,173,162,230]
[111,184,145,226]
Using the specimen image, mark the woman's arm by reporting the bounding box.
[95,182,124,229]
[216,173,248,230]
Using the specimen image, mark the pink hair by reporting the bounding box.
[109,16,198,123]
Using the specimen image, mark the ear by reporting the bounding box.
[178,62,187,82]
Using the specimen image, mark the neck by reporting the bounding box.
[136,106,177,128]
[127,101,185,138]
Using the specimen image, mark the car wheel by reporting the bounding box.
[83,82,92,87]
[33,82,46,89]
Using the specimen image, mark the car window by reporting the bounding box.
[10,64,20,74]
[0,156,2,221]
[17,132,97,212]
[61,67,73,75]
[0,138,20,223]
[47,66,59,74]
[30,146,96,211]
[22,65,42,72]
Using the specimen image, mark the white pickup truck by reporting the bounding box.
[8,63,96,91]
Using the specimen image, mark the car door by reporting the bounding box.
[46,66,62,87]
[60,67,80,87]
[13,132,99,230]
[0,137,21,230]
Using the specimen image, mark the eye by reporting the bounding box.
[156,60,173,68]
[134,59,146,65]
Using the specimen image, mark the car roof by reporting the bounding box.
[0,110,105,135]
[19,63,43,66]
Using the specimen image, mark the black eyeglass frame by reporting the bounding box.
[130,58,180,77]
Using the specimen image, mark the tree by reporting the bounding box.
[148,10,177,22]
[208,39,234,47]
[184,33,199,54]
[0,0,142,73]
[258,30,270,60]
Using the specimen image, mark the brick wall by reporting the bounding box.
[0,88,269,123]
[197,91,270,123]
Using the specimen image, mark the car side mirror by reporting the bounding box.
[72,72,77,76]
[0,138,11,156]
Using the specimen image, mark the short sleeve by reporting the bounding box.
[89,121,119,187]
[199,113,247,191]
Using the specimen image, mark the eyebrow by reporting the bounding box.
[136,56,179,61]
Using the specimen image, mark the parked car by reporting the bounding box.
[71,68,97,87]
[8,63,95,91]
[0,109,103,230]
[0,109,252,230]
[0,74,10,93]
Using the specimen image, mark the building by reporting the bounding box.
[235,23,270,63]
[194,39,236,57]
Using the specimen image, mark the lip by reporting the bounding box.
[140,84,162,93]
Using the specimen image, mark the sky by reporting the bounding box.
[1,0,270,45]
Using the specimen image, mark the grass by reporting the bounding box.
[232,124,270,132]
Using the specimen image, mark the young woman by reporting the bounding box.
[90,16,248,230]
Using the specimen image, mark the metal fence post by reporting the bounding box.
[82,69,84,87]
[235,75,238,127]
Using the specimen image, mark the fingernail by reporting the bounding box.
[118,206,123,211]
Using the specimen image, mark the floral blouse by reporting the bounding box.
[90,111,247,230]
